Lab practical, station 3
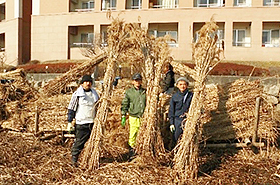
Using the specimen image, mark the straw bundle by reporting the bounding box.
[0,69,38,129]
[171,61,196,80]
[173,19,222,181]
[0,69,37,103]
[81,16,136,170]
[226,79,278,146]
[135,36,171,163]
[42,53,106,96]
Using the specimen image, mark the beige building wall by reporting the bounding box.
[40,0,69,14]
[31,0,280,62]
[0,19,19,66]
[0,0,25,66]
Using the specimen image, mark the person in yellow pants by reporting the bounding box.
[128,116,141,147]
[121,73,146,159]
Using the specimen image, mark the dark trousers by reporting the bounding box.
[71,123,93,157]
[173,117,184,143]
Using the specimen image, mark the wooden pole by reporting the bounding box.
[252,97,264,147]
[34,105,39,134]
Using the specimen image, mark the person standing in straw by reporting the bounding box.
[67,75,99,167]
[160,62,175,95]
[168,77,193,145]
[121,73,146,158]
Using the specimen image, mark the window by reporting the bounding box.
[76,33,94,47]
[126,0,142,9]
[0,33,5,51]
[0,3,5,21]
[82,1,94,9]
[233,29,246,47]
[263,0,280,6]
[148,30,178,47]
[102,0,117,10]
[196,0,224,7]
[101,31,108,46]
[150,0,178,8]
[234,0,251,6]
[262,30,280,47]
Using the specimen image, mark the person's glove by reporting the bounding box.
[67,122,74,134]
[121,115,126,127]
[170,125,175,133]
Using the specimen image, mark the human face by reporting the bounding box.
[177,80,188,93]
[82,81,92,91]
[132,79,142,89]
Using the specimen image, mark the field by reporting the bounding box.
[1,18,280,184]
[1,72,280,184]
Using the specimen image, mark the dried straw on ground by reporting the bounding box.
[0,69,38,129]
[173,18,223,181]
[226,78,278,147]
[0,69,37,103]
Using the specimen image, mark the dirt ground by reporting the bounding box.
[1,129,280,185]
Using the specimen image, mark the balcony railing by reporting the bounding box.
[71,43,94,47]
[197,3,224,7]
[75,8,94,12]
[232,41,251,47]
[264,2,280,6]
[151,4,178,8]
[262,42,279,47]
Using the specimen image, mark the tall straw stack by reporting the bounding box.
[135,36,171,162]
[173,18,223,181]
[80,15,145,170]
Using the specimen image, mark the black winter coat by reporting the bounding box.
[168,89,193,125]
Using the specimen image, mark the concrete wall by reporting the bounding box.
[27,73,280,86]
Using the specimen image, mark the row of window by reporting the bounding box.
[70,0,280,12]
[68,23,280,48]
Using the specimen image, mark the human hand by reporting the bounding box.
[121,116,126,127]
[170,125,175,133]
[67,122,74,134]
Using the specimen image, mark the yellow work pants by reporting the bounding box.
[128,116,141,147]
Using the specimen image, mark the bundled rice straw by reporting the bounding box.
[226,79,278,148]
[173,18,223,181]
[0,69,38,129]
[135,36,171,163]
[81,15,143,170]
[42,53,106,96]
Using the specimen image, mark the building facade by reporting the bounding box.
[0,0,31,66]
[1,0,280,65]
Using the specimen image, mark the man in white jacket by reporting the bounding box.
[67,75,99,167]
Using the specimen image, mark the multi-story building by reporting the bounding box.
[0,0,31,66]
[2,0,280,66]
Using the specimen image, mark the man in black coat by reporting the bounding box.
[168,77,193,144]
[160,63,175,94]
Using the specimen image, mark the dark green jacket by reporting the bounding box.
[121,86,146,117]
